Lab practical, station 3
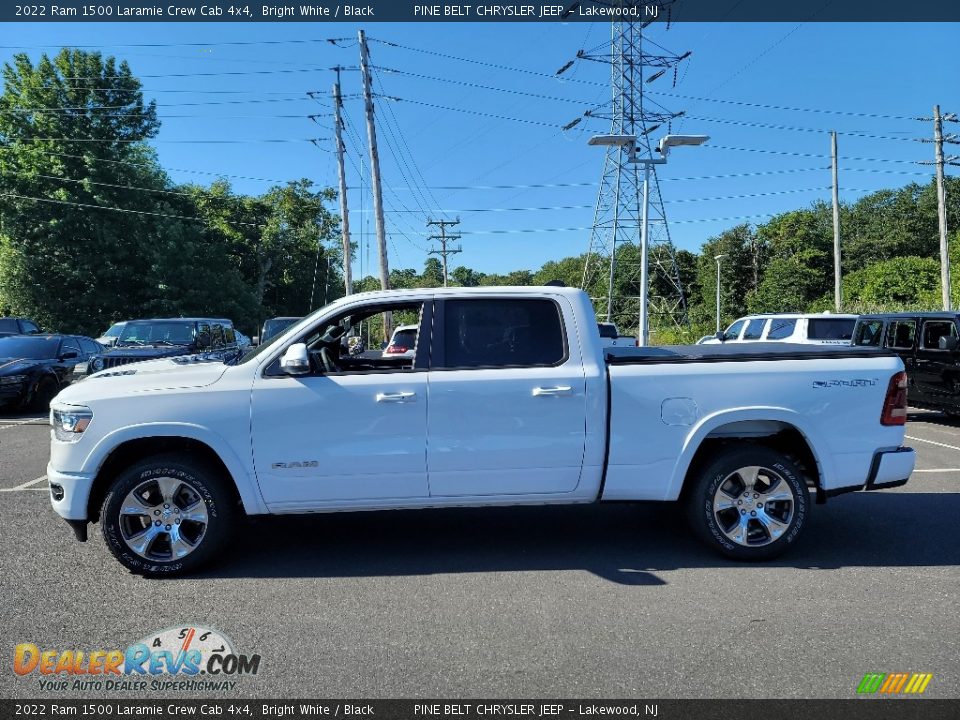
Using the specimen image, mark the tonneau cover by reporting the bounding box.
[605,343,893,365]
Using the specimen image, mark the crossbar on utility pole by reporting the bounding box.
[359,28,392,339]
[831,131,842,312]
[427,218,462,287]
[332,70,353,296]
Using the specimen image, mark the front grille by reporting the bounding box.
[102,356,141,369]
[50,483,64,501]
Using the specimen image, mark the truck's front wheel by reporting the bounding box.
[100,454,236,576]
[685,445,808,561]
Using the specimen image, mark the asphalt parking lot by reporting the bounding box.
[1,409,958,700]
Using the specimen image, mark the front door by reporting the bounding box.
[914,318,960,408]
[426,297,587,497]
[251,301,431,507]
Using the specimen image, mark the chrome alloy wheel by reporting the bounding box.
[712,465,795,547]
[118,476,209,561]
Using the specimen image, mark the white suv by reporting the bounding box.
[703,313,858,345]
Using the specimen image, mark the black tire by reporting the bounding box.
[28,375,59,412]
[684,444,809,561]
[100,453,236,577]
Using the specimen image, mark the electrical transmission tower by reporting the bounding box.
[567,5,691,335]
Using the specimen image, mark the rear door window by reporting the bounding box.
[742,319,767,340]
[885,321,917,351]
[440,299,566,369]
[21,320,40,334]
[766,318,796,340]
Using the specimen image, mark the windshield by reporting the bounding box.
[263,317,301,341]
[0,336,58,359]
[118,321,196,346]
[102,323,125,338]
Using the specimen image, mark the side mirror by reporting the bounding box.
[715,331,726,342]
[939,336,958,351]
[251,336,260,346]
[280,343,310,375]
[60,351,79,360]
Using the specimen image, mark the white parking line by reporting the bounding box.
[905,435,960,452]
[913,468,960,473]
[0,475,47,492]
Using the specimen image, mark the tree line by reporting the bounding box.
[1,49,958,344]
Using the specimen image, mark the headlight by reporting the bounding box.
[0,374,28,385]
[90,357,104,372]
[51,407,93,442]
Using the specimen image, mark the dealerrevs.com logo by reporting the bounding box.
[14,625,261,693]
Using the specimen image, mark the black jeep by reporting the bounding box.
[89,318,239,372]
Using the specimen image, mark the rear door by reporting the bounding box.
[914,318,960,407]
[426,296,587,497]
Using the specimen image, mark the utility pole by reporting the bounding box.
[358,28,392,339]
[332,70,353,296]
[427,218,462,287]
[831,131,842,312]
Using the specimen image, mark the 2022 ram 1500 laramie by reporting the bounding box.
[46,287,915,576]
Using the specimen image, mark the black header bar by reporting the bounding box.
[2,0,959,23]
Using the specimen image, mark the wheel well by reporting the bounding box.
[87,437,242,523]
[681,422,823,502]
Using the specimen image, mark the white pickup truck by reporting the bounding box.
[47,287,915,576]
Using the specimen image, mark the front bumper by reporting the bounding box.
[47,463,95,523]
[824,447,915,498]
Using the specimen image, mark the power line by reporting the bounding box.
[0,38,356,49]
[378,95,565,129]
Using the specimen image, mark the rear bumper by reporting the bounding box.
[824,447,915,498]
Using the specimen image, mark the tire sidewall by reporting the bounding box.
[693,447,808,560]
[101,458,229,576]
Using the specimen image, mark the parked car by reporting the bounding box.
[0,317,42,338]
[598,322,637,347]
[89,318,239,372]
[48,286,913,576]
[0,334,103,411]
[95,321,129,348]
[260,317,301,344]
[852,311,960,416]
[382,324,418,359]
[703,313,858,345]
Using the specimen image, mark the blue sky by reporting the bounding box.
[2,21,958,277]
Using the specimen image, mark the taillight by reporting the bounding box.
[386,345,408,354]
[880,371,908,426]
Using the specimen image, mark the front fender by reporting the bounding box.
[663,407,832,501]
[82,422,267,515]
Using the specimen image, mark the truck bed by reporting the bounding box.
[605,343,892,365]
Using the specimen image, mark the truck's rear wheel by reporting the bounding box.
[685,445,808,561]
[100,454,235,576]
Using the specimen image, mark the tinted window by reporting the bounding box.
[120,321,196,345]
[598,324,617,339]
[724,319,746,340]
[224,327,237,345]
[210,324,225,349]
[391,329,417,349]
[921,320,958,350]
[79,339,101,355]
[885,321,916,351]
[21,320,40,334]
[742,319,767,340]
[0,319,18,333]
[766,318,797,340]
[0,336,59,359]
[853,320,883,346]
[808,318,856,340]
[442,299,565,369]
[61,338,81,355]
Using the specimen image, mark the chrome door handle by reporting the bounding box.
[376,391,417,403]
[532,386,573,397]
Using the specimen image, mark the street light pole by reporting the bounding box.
[714,253,727,334]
